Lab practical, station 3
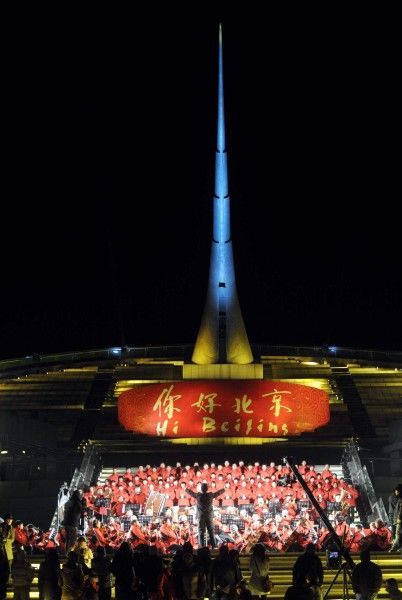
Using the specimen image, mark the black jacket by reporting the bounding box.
[186,488,224,515]
[389,493,398,521]
[63,492,86,528]
[292,552,324,586]
[392,497,402,525]
[352,560,382,597]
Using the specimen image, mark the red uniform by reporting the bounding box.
[349,529,365,552]
[130,523,146,543]
[90,526,108,547]
[131,492,146,505]
[14,527,29,547]
[160,523,177,546]
[374,525,392,550]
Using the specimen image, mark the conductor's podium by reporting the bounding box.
[6,551,402,599]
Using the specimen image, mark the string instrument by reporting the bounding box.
[109,528,126,548]
[242,526,260,552]
[231,532,246,553]
[104,524,120,545]
[281,529,300,552]
[263,528,284,550]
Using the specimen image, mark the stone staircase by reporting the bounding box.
[6,552,402,599]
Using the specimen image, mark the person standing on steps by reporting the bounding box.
[389,483,402,552]
[62,490,86,554]
[185,483,224,548]
[351,549,383,600]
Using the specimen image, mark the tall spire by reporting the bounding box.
[192,25,253,365]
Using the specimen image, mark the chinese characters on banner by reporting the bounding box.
[118,381,330,438]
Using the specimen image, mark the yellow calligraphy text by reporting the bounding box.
[153,384,182,419]
[202,417,216,433]
[191,392,221,414]
[155,420,168,436]
[233,395,254,414]
[263,389,293,417]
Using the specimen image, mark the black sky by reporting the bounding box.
[1,8,401,360]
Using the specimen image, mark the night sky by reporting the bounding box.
[1,9,400,361]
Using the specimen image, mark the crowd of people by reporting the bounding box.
[1,462,400,557]
[1,532,401,599]
[0,462,401,599]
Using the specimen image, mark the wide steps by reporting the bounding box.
[238,553,402,599]
[6,552,402,599]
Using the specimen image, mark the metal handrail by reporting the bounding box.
[1,343,401,375]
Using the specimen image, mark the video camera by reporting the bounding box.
[326,548,341,569]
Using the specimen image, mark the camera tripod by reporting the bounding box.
[324,562,353,600]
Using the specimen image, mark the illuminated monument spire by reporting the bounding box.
[192,25,253,365]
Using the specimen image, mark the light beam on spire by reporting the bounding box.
[192,25,253,365]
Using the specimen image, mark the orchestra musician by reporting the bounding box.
[348,524,366,553]
[13,521,29,548]
[159,517,178,549]
[128,516,147,548]
[367,519,392,551]
[88,519,108,548]
[295,517,315,549]
[334,515,350,543]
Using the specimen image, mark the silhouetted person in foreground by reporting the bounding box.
[38,547,61,600]
[292,543,323,587]
[91,546,112,600]
[0,538,10,600]
[208,544,241,598]
[284,577,315,600]
[1,514,14,575]
[351,549,382,600]
[248,542,272,597]
[11,548,35,600]
[185,483,224,547]
[111,541,136,600]
[0,546,9,600]
[385,578,402,600]
[58,551,85,600]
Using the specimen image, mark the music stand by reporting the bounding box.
[323,561,353,600]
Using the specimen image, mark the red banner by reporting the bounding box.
[118,381,329,438]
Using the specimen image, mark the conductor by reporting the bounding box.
[186,483,224,548]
